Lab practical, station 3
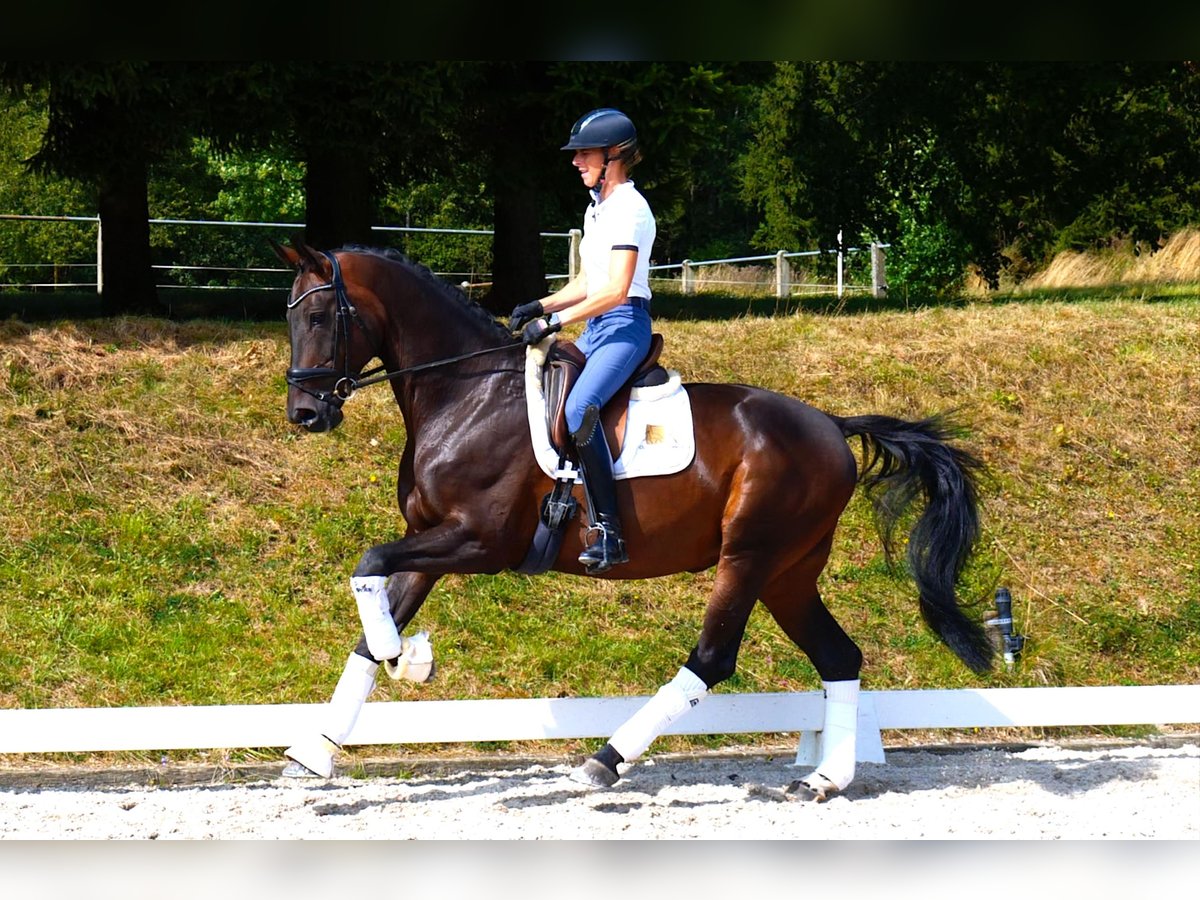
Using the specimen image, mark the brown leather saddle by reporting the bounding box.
[541,333,670,462]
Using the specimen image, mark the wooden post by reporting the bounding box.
[836,229,844,299]
[871,243,887,299]
[775,250,790,299]
[568,229,581,280]
[95,218,103,294]
[682,259,694,295]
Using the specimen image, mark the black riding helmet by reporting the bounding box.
[562,109,641,192]
[562,108,637,154]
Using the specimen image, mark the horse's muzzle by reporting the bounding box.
[288,395,344,432]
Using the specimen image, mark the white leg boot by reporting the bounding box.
[283,652,379,778]
[383,631,435,683]
[797,679,859,801]
[350,575,403,661]
[570,667,708,787]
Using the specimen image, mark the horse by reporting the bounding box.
[273,240,993,800]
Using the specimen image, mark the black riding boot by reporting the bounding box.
[572,406,628,574]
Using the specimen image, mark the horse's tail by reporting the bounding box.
[834,412,993,673]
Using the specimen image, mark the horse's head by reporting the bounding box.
[273,240,382,433]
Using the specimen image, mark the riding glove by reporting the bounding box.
[522,315,562,345]
[509,300,545,332]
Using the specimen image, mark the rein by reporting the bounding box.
[286,251,520,405]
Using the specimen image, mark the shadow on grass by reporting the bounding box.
[0,289,286,323]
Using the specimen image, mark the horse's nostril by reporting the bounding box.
[288,403,341,433]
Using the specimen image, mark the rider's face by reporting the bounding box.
[571,147,608,188]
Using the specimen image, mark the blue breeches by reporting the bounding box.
[566,305,652,433]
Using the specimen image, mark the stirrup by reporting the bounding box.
[578,523,628,574]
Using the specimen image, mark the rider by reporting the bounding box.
[509,108,656,575]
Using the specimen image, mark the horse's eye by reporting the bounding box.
[309,312,326,327]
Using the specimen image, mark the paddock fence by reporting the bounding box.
[0,215,887,301]
[0,214,575,295]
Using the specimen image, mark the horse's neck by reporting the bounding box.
[391,359,526,455]
[377,280,522,436]
[377,270,496,375]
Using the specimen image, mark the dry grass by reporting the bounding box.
[662,299,1199,687]
[0,292,1197,719]
[0,318,293,526]
[1023,229,1200,289]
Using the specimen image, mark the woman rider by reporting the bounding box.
[509,108,656,575]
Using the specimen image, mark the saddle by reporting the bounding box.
[517,332,689,576]
[542,333,670,462]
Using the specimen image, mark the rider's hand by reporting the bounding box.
[509,300,545,333]
[522,315,562,345]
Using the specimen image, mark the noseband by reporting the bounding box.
[285,250,521,407]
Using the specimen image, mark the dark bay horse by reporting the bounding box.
[274,241,993,800]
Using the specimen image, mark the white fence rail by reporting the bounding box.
[652,236,889,299]
[0,214,578,292]
[0,215,885,299]
[1,686,1195,761]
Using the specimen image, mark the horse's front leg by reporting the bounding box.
[283,570,439,778]
[283,522,497,779]
[349,518,499,662]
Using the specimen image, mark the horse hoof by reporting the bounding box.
[569,758,620,788]
[282,737,337,778]
[282,760,325,778]
[787,773,839,803]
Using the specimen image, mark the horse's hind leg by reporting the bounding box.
[283,572,438,778]
[570,554,765,788]
[759,535,864,801]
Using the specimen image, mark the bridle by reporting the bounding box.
[285,250,521,406]
[285,251,363,406]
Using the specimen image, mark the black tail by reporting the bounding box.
[836,413,993,673]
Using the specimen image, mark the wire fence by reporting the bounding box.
[0,214,888,300]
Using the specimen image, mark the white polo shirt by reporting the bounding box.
[579,180,656,301]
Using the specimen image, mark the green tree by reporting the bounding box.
[452,61,738,312]
[0,62,473,312]
[0,84,94,287]
[741,61,1200,294]
[739,62,878,257]
[0,63,200,314]
[188,62,471,248]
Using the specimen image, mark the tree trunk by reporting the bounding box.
[304,146,374,250]
[97,161,158,317]
[487,180,546,315]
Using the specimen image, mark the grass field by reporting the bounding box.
[1,284,1197,761]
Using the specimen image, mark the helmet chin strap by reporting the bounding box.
[592,150,612,199]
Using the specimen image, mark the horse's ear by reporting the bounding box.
[271,238,328,274]
[293,239,329,273]
[270,238,300,269]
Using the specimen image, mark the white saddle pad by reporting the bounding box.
[525,340,696,481]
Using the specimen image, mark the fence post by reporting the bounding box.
[836,229,844,299]
[681,259,694,295]
[871,243,887,299]
[775,250,790,299]
[568,229,581,280]
[95,219,103,295]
